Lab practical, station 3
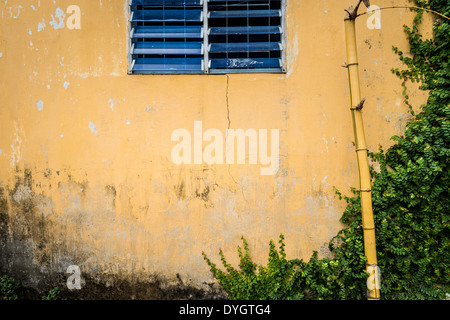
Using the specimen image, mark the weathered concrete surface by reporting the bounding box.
[0,169,227,299]
[0,0,432,298]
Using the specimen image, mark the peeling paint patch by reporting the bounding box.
[63,81,70,89]
[78,73,92,79]
[145,105,158,113]
[0,53,3,58]
[321,138,329,153]
[49,8,66,30]
[285,29,298,78]
[126,119,131,125]
[36,100,44,111]
[89,122,98,135]
[38,22,46,32]
[10,123,23,168]
[109,98,114,111]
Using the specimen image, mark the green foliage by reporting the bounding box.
[0,275,19,300]
[202,235,305,300]
[1,274,63,300]
[203,0,449,300]
[42,287,62,300]
[375,0,449,299]
[202,233,369,300]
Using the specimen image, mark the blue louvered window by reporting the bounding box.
[129,0,285,74]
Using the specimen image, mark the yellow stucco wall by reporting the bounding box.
[0,0,433,298]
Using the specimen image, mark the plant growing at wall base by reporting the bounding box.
[0,275,19,300]
[202,235,306,300]
[42,287,63,300]
[202,233,370,300]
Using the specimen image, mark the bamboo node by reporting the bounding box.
[342,62,359,68]
[348,62,359,68]
[350,97,366,110]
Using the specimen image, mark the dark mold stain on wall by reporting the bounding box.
[0,168,226,300]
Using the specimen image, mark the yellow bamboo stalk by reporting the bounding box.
[344,16,381,300]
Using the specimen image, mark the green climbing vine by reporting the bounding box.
[203,0,449,300]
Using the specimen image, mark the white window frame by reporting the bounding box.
[127,0,287,75]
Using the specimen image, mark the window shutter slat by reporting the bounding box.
[134,42,203,55]
[210,58,281,69]
[134,26,203,39]
[209,26,281,35]
[209,42,280,53]
[132,10,203,22]
[134,58,203,72]
[209,10,280,19]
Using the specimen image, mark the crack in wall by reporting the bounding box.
[224,75,247,202]
[225,75,238,187]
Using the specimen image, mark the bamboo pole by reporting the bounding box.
[344,11,381,300]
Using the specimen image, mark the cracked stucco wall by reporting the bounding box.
[0,0,432,298]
